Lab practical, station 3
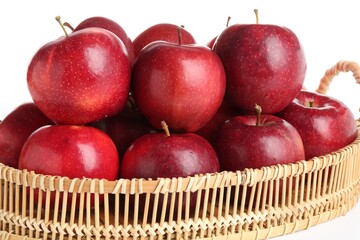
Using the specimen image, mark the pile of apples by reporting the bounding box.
[0,13,358,188]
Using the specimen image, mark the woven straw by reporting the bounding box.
[0,60,360,240]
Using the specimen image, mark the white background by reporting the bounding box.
[0,0,359,239]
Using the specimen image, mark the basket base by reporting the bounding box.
[0,191,359,240]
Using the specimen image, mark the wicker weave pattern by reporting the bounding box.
[0,129,359,240]
[0,60,360,239]
[316,60,360,94]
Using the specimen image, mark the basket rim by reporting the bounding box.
[1,120,359,195]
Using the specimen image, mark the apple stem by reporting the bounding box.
[126,97,137,110]
[55,16,69,36]
[226,16,231,27]
[177,26,183,45]
[255,104,262,126]
[309,100,314,107]
[63,22,75,31]
[161,121,171,137]
[254,9,259,24]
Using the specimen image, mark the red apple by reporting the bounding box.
[18,125,120,206]
[215,105,305,171]
[277,90,357,159]
[213,17,306,114]
[132,36,226,132]
[88,96,156,160]
[19,125,119,179]
[133,23,196,57]
[0,102,53,168]
[73,16,136,65]
[121,121,219,214]
[27,16,131,125]
[121,121,219,179]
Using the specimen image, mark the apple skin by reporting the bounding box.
[215,114,305,171]
[133,23,196,57]
[213,24,306,114]
[18,125,120,206]
[277,90,357,159]
[27,27,131,125]
[74,16,136,65]
[132,41,226,132]
[0,102,53,168]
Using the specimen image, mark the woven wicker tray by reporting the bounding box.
[0,60,360,240]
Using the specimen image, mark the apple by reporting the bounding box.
[0,102,53,168]
[132,31,226,132]
[213,10,306,114]
[121,121,219,179]
[215,105,305,171]
[121,121,219,214]
[18,125,120,206]
[214,106,304,207]
[19,124,119,179]
[277,90,357,159]
[88,95,156,160]
[27,16,131,125]
[71,16,136,65]
[133,23,196,57]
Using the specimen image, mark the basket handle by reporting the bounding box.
[316,60,360,94]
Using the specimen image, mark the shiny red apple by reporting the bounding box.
[215,106,305,171]
[18,125,119,206]
[121,121,219,215]
[27,16,131,125]
[277,90,357,159]
[18,125,120,179]
[132,36,226,132]
[73,16,136,65]
[0,102,53,168]
[213,20,306,114]
[133,23,196,57]
[121,121,219,179]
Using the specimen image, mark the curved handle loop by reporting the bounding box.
[316,60,360,94]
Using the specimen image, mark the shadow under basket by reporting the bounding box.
[0,60,360,240]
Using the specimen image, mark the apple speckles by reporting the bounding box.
[215,114,305,171]
[132,41,226,132]
[214,24,306,114]
[27,27,131,125]
[277,90,357,159]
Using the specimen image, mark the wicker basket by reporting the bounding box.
[0,60,360,240]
